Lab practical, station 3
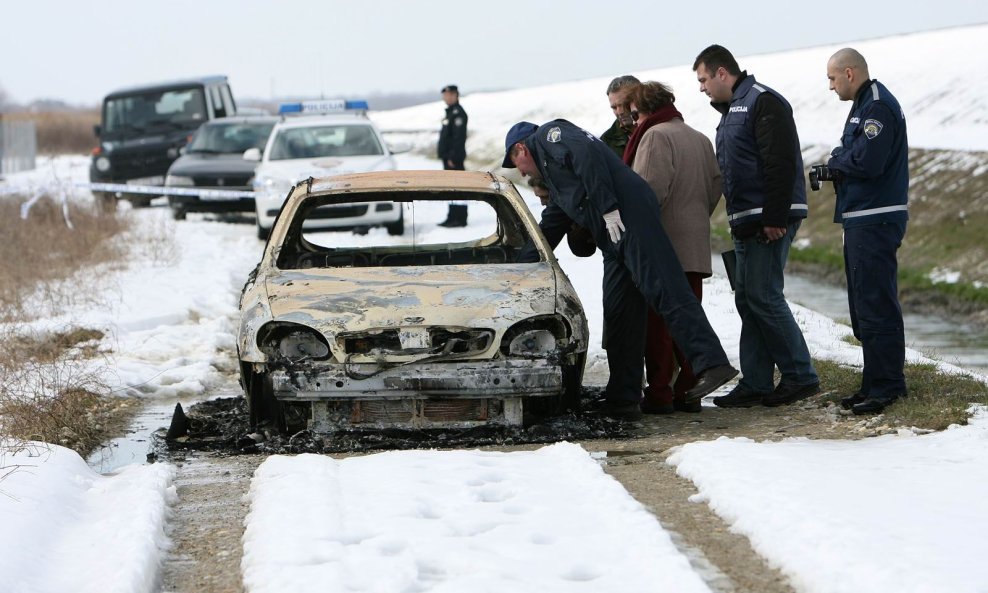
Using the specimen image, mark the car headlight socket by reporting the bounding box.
[95,156,111,172]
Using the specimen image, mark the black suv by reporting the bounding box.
[90,76,236,208]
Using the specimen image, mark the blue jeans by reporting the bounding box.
[733,220,818,392]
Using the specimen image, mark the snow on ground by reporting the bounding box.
[242,443,711,593]
[3,26,988,593]
[668,408,988,593]
[0,442,175,593]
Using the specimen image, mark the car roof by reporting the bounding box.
[104,76,229,98]
[308,170,507,195]
[273,113,373,130]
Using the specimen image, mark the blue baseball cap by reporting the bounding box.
[502,121,538,168]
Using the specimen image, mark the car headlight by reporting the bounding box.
[508,329,557,357]
[95,156,111,172]
[258,322,331,362]
[254,176,292,201]
[500,315,569,358]
[165,174,194,187]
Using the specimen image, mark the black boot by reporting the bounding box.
[438,204,468,227]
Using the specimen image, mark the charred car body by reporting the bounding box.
[237,170,588,433]
[90,76,236,207]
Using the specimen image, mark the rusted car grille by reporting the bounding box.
[347,399,489,424]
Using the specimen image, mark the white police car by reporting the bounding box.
[248,100,405,239]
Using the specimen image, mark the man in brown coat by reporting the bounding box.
[626,81,723,413]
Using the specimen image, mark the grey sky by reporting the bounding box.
[3,0,986,106]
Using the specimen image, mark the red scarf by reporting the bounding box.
[622,104,684,166]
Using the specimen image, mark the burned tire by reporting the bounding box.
[244,366,285,434]
[560,352,587,413]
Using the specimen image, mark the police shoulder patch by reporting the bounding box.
[547,127,562,143]
[863,119,884,139]
[454,117,464,126]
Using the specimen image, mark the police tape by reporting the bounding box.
[85,182,254,199]
[0,181,254,199]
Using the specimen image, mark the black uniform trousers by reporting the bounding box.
[844,221,907,399]
[600,192,730,405]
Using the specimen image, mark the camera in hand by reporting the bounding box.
[808,164,836,191]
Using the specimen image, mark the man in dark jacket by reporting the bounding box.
[438,84,468,227]
[599,75,640,158]
[504,120,738,420]
[693,44,819,409]
[822,48,909,415]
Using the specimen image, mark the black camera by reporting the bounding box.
[808,164,836,191]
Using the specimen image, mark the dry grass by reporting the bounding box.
[815,359,988,430]
[4,110,100,155]
[0,193,140,458]
[0,194,128,321]
[0,326,137,458]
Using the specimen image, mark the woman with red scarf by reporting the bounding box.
[624,81,723,414]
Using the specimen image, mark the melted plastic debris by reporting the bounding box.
[154,388,635,456]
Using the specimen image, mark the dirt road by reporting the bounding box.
[155,397,876,593]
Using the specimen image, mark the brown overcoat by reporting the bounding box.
[631,119,722,276]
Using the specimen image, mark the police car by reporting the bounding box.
[248,100,405,239]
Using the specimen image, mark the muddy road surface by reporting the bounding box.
[153,391,875,593]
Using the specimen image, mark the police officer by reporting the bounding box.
[820,48,909,415]
[438,84,468,227]
[693,44,819,408]
[504,119,738,420]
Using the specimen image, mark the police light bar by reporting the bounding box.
[278,100,369,114]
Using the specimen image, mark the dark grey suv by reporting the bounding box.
[164,116,276,220]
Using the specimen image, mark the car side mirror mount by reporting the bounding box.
[243,147,262,162]
[93,124,102,138]
[387,142,412,154]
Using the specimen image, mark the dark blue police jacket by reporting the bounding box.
[827,79,909,229]
[714,75,807,229]
[524,119,662,258]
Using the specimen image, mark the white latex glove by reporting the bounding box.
[603,209,625,243]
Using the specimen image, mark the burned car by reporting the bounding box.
[237,170,589,434]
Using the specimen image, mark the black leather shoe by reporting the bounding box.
[673,399,702,413]
[601,401,644,421]
[684,364,740,402]
[840,392,866,410]
[762,381,821,407]
[712,385,767,408]
[852,395,901,415]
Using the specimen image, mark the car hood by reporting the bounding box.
[262,264,558,334]
[168,153,259,176]
[258,155,394,183]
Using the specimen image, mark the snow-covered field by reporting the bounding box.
[3,24,988,593]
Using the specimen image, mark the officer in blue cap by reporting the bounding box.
[504,120,738,420]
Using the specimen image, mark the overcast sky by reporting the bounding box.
[3,0,986,107]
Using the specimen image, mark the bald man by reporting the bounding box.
[821,48,909,415]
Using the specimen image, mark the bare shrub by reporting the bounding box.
[4,110,100,155]
[0,194,129,321]
[0,326,135,458]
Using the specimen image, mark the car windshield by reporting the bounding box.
[268,124,384,160]
[103,88,207,135]
[187,121,275,154]
[275,192,537,269]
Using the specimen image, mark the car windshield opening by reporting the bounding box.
[275,191,540,269]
